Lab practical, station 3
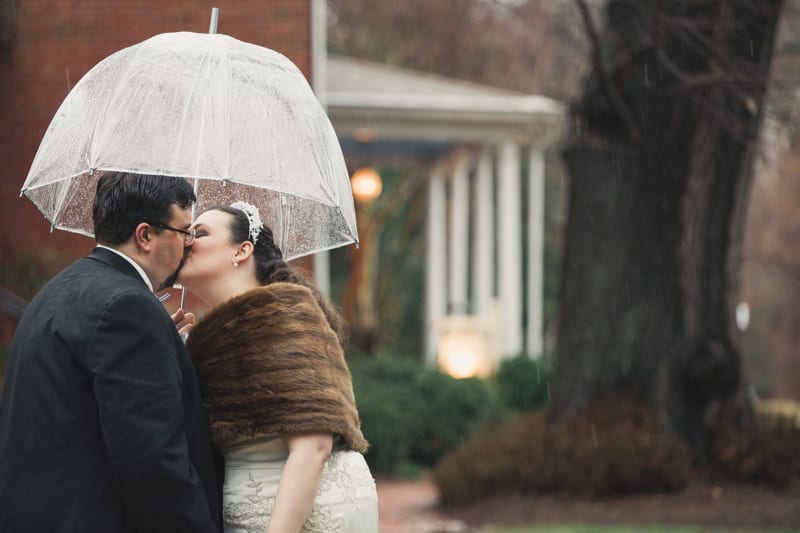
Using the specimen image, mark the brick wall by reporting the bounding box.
[0,0,311,260]
[0,0,312,344]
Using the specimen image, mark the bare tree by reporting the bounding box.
[555,0,784,461]
[328,0,592,99]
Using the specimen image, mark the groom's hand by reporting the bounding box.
[170,308,196,341]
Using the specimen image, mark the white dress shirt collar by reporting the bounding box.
[96,244,154,293]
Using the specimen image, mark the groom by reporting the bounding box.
[0,172,222,532]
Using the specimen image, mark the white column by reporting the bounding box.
[497,141,523,357]
[425,166,448,365]
[310,0,327,107]
[472,149,493,317]
[448,155,471,313]
[313,252,330,298]
[527,149,545,357]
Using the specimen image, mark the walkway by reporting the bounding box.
[376,475,471,533]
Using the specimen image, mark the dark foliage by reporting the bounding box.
[435,398,800,504]
[434,400,692,504]
[495,354,553,412]
[350,356,498,476]
[711,400,800,487]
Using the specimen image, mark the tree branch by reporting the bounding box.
[575,0,642,143]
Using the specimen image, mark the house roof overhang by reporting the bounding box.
[325,56,565,151]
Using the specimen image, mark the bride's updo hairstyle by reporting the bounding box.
[215,204,347,346]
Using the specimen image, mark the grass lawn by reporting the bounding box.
[480,526,800,533]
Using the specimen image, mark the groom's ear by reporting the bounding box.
[134,223,154,252]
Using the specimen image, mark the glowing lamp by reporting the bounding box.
[437,315,492,379]
[351,167,383,203]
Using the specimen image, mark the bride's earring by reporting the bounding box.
[232,258,239,268]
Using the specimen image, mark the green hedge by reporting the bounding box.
[350,356,498,476]
[350,354,553,476]
[495,354,552,412]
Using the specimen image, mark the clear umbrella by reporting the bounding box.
[20,30,358,261]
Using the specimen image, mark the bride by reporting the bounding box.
[178,201,378,533]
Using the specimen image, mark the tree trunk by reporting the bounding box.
[553,0,784,463]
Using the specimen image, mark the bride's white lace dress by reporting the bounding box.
[221,435,379,533]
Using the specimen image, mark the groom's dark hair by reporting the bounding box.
[93,171,195,245]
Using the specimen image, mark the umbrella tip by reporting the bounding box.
[50,225,55,234]
[209,7,219,34]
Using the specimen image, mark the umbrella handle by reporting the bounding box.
[209,7,219,34]
[180,176,201,310]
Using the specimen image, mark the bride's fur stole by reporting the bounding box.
[186,282,368,452]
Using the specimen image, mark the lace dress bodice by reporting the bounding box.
[220,435,378,533]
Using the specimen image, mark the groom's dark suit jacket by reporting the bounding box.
[0,247,223,532]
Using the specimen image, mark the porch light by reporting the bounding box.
[351,167,383,203]
[437,315,493,379]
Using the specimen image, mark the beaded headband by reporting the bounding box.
[230,201,263,242]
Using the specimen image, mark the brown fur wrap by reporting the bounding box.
[186,282,368,452]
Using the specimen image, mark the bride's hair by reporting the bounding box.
[215,205,348,346]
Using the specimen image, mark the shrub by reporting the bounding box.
[546,399,690,496]
[434,399,691,505]
[409,369,498,466]
[349,357,425,474]
[434,410,552,504]
[495,354,552,412]
[350,355,498,476]
[711,398,800,487]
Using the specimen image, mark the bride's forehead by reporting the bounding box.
[196,209,233,226]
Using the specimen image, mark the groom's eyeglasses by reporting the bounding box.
[154,223,196,245]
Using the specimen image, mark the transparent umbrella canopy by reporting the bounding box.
[21,31,358,261]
